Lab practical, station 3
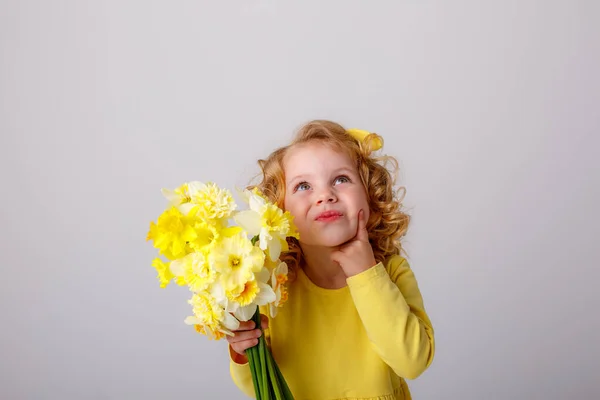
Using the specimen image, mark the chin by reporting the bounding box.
[314,233,354,247]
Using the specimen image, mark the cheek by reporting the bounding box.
[283,193,294,213]
[283,198,303,223]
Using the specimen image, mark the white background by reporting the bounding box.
[1,1,599,399]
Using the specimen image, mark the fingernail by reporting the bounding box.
[256,330,262,337]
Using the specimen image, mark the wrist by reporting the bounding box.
[229,344,249,365]
[344,260,376,278]
[233,352,248,364]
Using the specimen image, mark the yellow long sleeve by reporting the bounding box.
[228,256,434,399]
[346,255,435,379]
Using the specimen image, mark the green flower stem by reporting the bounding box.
[270,351,293,399]
[264,343,284,399]
[258,334,271,399]
[250,308,266,399]
[248,306,294,399]
[247,344,261,399]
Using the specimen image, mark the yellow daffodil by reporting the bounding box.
[226,278,259,307]
[151,258,174,288]
[269,261,289,318]
[147,181,294,396]
[227,267,276,321]
[186,218,221,253]
[146,207,196,260]
[209,233,265,292]
[188,181,237,221]
[235,189,299,261]
[169,252,216,293]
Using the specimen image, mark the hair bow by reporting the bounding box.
[346,128,383,151]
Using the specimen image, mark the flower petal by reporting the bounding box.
[275,261,288,276]
[210,281,227,305]
[222,312,240,331]
[249,194,265,212]
[268,237,282,261]
[269,303,278,318]
[234,305,258,322]
[187,181,205,195]
[169,258,185,276]
[179,203,195,215]
[233,210,261,236]
[226,301,239,313]
[254,282,276,305]
[184,316,202,325]
[256,267,270,283]
[236,187,251,204]
[259,228,272,250]
[161,188,180,204]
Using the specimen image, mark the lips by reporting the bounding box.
[315,210,343,221]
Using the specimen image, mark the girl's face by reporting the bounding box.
[283,142,370,247]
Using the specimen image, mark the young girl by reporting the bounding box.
[226,120,435,399]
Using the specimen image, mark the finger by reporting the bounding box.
[260,314,269,329]
[227,328,262,344]
[231,338,260,355]
[330,250,343,265]
[235,320,256,331]
[355,209,369,242]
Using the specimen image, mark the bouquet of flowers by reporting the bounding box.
[146,181,297,399]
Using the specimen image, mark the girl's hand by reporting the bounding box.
[227,313,269,363]
[331,209,377,277]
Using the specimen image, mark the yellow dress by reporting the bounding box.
[229,255,435,399]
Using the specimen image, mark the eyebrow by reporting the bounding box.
[286,167,356,186]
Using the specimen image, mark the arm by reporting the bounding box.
[346,255,435,379]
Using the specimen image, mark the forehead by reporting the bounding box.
[283,142,356,175]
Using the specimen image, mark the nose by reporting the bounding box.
[316,188,337,205]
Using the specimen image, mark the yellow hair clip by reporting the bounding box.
[346,128,383,151]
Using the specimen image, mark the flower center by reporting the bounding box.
[229,255,242,270]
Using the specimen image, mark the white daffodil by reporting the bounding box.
[209,233,265,292]
[161,182,193,212]
[226,267,276,322]
[269,261,289,318]
[234,189,299,261]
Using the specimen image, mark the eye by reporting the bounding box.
[294,181,311,192]
[334,175,351,185]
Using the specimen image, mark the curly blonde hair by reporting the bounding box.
[247,120,410,274]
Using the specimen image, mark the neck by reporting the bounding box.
[299,243,348,289]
